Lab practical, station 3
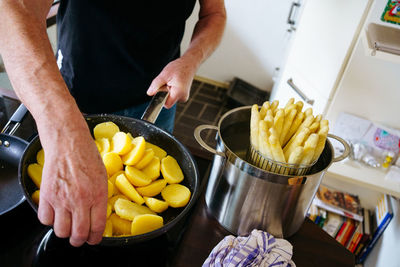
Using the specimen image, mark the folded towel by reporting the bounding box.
[203,229,296,267]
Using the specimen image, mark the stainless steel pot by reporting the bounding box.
[194,106,350,238]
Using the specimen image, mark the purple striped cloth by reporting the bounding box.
[202,230,296,267]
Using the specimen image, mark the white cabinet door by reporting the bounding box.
[271,64,328,115]
[271,0,372,113]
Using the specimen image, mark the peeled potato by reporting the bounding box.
[112,132,133,155]
[122,136,146,166]
[27,163,43,188]
[114,198,155,221]
[94,121,120,140]
[127,133,134,142]
[102,152,123,177]
[161,184,191,208]
[131,214,164,236]
[108,194,129,211]
[144,197,169,213]
[134,149,155,169]
[161,156,184,184]
[110,213,131,236]
[98,138,111,156]
[136,179,167,197]
[142,157,161,181]
[103,219,113,237]
[94,140,102,154]
[107,203,112,218]
[107,180,114,198]
[115,174,144,205]
[36,149,45,166]
[145,142,167,159]
[125,166,152,187]
[32,189,40,205]
[108,170,124,195]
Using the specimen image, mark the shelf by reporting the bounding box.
[358,0,400,63]
[360,28,400,63]
[327,159,400,198]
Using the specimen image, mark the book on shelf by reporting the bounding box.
[342,220,356,247]
[354,209,372,257]
[335,218,350,243]
[346,222,363,253]
[317,210,327,228]
[322,212,344,238]
[335,218,357,247]
[313,185,363,222]
[314,209,327,227]
[356,194,394,264]
[308,203,319,222]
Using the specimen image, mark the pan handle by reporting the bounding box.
[141,86,169,124]
[327,134,350,162]
[1,103,28,135]
[194,124,225,157]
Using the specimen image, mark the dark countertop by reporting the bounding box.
[0,92,355,267]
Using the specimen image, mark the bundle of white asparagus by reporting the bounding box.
[250,98,329,167]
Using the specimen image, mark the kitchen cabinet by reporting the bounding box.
[270,0,373,115]
[182,0,305,90]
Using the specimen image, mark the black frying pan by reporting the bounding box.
[19,90,200,246]
[0,105,29,216]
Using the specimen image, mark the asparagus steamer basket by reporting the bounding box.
[194,106,350,238]
[246,145,316,176]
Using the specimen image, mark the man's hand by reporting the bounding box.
[147,57,197,108]
[147,0,226,108]
[38,119,108,247]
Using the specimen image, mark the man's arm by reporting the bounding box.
[147,0,226,108]
[0,0,108,247]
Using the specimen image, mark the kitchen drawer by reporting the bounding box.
[271,68,329,115]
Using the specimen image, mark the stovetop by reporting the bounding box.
[0,94,212,267]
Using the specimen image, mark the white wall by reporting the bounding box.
[325,37,400,131]
[181,0,297,91]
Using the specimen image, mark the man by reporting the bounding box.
[0,0,226,247]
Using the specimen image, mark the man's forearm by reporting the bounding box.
[181,0,226,68]
[0,1,84,133]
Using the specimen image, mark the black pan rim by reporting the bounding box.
[0,133,29,216]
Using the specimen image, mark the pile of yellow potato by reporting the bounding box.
[250,98,329,170]
[27,121,191,238]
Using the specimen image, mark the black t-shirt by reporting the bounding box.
[57,0,196,113]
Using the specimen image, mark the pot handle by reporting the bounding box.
[141,85,169,123]
[1,103,28,136]
[194,124,225,157]
[327,134,350,163]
